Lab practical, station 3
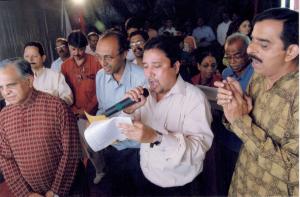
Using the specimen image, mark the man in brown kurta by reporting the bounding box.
[0,58,81,197]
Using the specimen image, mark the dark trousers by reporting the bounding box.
[98,146,203,196]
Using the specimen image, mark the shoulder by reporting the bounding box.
[222,67,232,78]
[96,68,107,81]
[183,81,207,103]
[191,73,200,85]
[127,62,144,73]
[61,58,74,71]
[126,62,146,80]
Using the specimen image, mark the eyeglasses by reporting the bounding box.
[95,53,121,63]
[130,41,144,48]
[223,53,245,61]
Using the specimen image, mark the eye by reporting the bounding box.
[154,64,161,68]
[260,42,269,49]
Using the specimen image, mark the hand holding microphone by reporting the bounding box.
[122,86,149,114]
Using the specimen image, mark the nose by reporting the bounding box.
[247,42,255,55]
[144,66,154,78]
[73,49,80,56]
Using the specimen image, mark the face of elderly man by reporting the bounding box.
[0,65,33,105]
[224,39,249,74]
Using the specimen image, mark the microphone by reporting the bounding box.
[102,88,149,117]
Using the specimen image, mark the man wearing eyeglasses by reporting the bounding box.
[222,32,254,91]
[51,38,70,72]
[218,32,254,195]
[129,30,149,67]
[93,30,147,193]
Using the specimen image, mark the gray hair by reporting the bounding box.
[225,32,251,50]
[0,58,33,77]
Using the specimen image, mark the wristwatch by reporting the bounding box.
[150,130,163,148]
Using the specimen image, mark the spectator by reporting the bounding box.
[191,51,221,87]
[51,37,70,72]
[23,41,73,106]
[192,17,216,47]
[86,32,100,55]
[129,30,149,67]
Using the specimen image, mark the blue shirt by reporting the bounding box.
[220,63,254,152]
[222,63,254,92]
[96,61,147,150]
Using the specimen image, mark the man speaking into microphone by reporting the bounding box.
[92,30,147,191]
[118,36,214,196]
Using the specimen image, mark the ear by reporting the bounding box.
[173,60,181,74]
[122,50,128,60]
[27,76,34,88]
[197,63,201,71]
[285,44,299,62]
[42,55,46,63]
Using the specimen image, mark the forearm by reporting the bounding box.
[231,115,298,183]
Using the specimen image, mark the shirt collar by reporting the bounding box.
[228,63,252,80]
[33,67,46,78]
[18,89,38,108]
[105,62,130,85]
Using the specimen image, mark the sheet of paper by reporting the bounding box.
[84,117,131,152]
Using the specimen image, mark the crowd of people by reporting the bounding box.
[0,7,298,197]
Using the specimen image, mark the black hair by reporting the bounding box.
[0,57,33,77]
[24,41,45,56]
[144,36,181,66]
[129,30,149,41]
[194,50,216,64]
[99,30,129,53]
[125,17,144,31]
[253,7,298,50]
[67,30,88,48]
[227,17,251,37]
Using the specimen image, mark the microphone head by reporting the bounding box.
[142,88,149,97]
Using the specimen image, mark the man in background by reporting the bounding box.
[51,37,70,72]
[86,32,99,56]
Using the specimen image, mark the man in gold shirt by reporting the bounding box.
[215,8,298,196]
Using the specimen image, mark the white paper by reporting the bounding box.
[84,117,131,151]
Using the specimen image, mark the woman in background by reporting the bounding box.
[191,51,221,87]
[226,18,251,38]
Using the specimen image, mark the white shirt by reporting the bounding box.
[33,68,73,106]
[158,27,177,36]
[123,76,213,187]
[85,45,97,56]
[126,49,135,62]
[50,58,63,72]
[217,20,232,46]
[192,25,216,47]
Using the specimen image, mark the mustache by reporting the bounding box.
[248,54,263,63]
